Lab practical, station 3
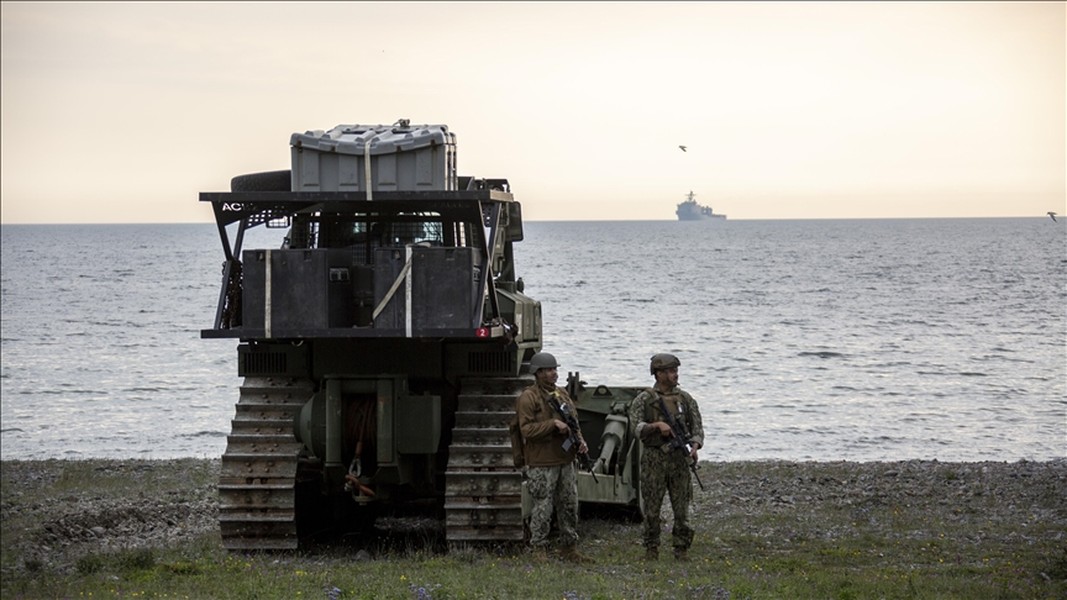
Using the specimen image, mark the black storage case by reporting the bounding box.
[242,249,355,332]
[373,246,478,332]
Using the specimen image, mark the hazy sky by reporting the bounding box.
[1,1,1063,223]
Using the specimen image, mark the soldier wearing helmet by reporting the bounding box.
[514,351,594,564]
[628,353,705,562]
[649,353,681,375]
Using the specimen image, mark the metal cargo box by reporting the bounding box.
[372,246,480,333]
[290,121,457,192]
[242,249,355,334]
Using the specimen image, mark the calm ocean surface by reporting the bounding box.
[1,218,1064,462]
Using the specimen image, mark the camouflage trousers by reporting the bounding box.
[526,462,579,548]
[639,447,694,551]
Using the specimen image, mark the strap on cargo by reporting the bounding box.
[264,249,272,338]
[364,136,375,200]
[371,247,413,324]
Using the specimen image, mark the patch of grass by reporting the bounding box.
[74,553,105,575]
[114,547,157,571]
[73,547,156,578]
[5,537,1065,600]
[3,459,1066,599]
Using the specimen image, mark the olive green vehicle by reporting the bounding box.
[201,121,645,551]
[555,376,648,519]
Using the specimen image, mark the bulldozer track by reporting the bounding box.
[444,376,531,546]
[218,377,312,551]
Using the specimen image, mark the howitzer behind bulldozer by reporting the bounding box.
[523,375,650,519]
[202,121,652,551]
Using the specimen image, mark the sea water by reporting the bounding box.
[1,218,1064,461]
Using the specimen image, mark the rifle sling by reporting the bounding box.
[656,393,691,449]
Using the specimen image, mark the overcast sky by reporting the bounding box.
[1,1,1063,223]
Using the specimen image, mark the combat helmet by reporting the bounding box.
[529,352,560,374]
[649,353,681,375]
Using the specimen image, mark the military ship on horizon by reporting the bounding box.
[676,190,726,221]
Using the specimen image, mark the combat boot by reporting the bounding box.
[560,544,595,564]
[527,546,551,563]
[643,547,659,561]
[673,548,689,561]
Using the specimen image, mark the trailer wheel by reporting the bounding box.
[230,170,292,192]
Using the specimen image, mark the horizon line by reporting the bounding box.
[1,215,1064,226]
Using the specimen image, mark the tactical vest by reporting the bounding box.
[640,387,691,448]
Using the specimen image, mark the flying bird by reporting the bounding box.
[678,145,687,152]
[1049,212,1058,222]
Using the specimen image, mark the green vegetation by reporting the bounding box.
[2,459,1064,599]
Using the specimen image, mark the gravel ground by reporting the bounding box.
[2,458,1065,577]
[1,459,219,576]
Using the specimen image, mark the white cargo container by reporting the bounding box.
[290,121,457,192]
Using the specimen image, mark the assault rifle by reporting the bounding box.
[548,392,599,483]
[657,395,705,491]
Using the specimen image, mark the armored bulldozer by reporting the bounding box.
[201,120,645,551]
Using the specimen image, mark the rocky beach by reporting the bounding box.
[2,458,1065,598]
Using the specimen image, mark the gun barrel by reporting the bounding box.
[690,462,705,491]
[593,415,627,474]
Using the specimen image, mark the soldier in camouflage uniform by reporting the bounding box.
[515,352,594,564]
[628,353,705,561]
